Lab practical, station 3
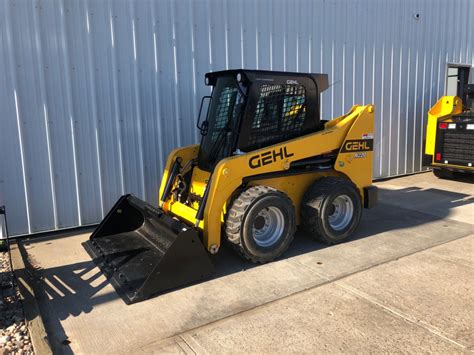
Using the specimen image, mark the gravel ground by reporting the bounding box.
[0,251,34,355]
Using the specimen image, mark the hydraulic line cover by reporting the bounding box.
[83,195,214,304]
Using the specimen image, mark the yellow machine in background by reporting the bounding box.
[85,70,378,304]
[424,66,474,178]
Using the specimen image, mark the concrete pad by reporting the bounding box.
[339,235,474,348]
[23,233,326,354]
[377,172,474,195]
[290,202,472,279]
[376,172,474,224]
[141,337,191,354]
[424,234,473,267]
[377,184,473,224]
[20,171,473,353]
[171,283,463,353]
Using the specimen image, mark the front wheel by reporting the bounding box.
[301,177,362,244]
[225,185,296,263]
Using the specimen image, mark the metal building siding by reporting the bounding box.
[0,0,472,236]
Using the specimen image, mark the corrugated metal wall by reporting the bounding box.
[1,0,473,236]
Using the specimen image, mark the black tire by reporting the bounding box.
[225,185,296,263]
[433,168,454,179]
[301,177,362,245]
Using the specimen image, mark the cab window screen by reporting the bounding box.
[197,77,245,171]
[246,84,307,150]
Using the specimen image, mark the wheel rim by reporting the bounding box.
[328,195,354,231]
[252,206,285,247]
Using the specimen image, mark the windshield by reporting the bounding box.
[198,77,246,171]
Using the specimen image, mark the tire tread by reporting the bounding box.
[301,177,361,244]
[225,185,295,263]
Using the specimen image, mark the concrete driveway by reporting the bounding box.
[18,172,473,354]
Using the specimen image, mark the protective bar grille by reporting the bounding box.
[248,84,307,149]
[211,87,241,141]
[435,118,474,167]
[441,131,474,162]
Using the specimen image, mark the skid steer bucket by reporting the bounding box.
[83,195,214,304]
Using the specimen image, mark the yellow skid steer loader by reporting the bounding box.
[84,70,378,304]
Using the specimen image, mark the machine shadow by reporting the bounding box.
[17,183,472,354]
[16,241,116,355]
[215,184,473,276]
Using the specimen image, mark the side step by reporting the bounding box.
[83,195,214,304]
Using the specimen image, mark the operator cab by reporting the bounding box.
[197,70,329,171]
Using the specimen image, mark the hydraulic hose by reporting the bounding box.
[160,157,182,202]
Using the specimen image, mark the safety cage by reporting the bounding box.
[198,70,329,171]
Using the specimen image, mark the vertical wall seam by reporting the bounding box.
[419,51,427,172]
[405,48,411,175]
[239,3,244,68]
[412,51,419,173]
[31,1,58,229]
[379,43,385,177]
[270,5,274,71]
[283,2,286,71]
[170,3,182,151]
[341,44,345,114]
[396,47,403,176]
[223,0,229,70]
[331,41,334,118]
[130,3,146,199]
[151,14,165,175]
[254,1,259,69]
[59,0,82,225]
[207,0,213,70]
[108,3,125,194]
[352,47,355,107]
[5,1,32,234]
[388,45,394,175]
[188,0,198,144]
[362,44,366,104]
[84,2,105,218]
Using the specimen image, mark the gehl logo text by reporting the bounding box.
[340,139,374,153]
[249,147,294,169]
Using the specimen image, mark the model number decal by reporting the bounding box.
[354,152,367,159]
[249,146,294,169]
[340,139,374,153]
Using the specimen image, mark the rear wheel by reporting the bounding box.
[225,185,296,263]
[301,177,362,244]
[433,168,454,179]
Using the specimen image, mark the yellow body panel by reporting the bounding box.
[250,170,342,225]
[158,144,200,210]
[168,200,205,229]
[190,167,211,197]
[334,105,375,189]
[158,105,375,253]
[425,96,462,156]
